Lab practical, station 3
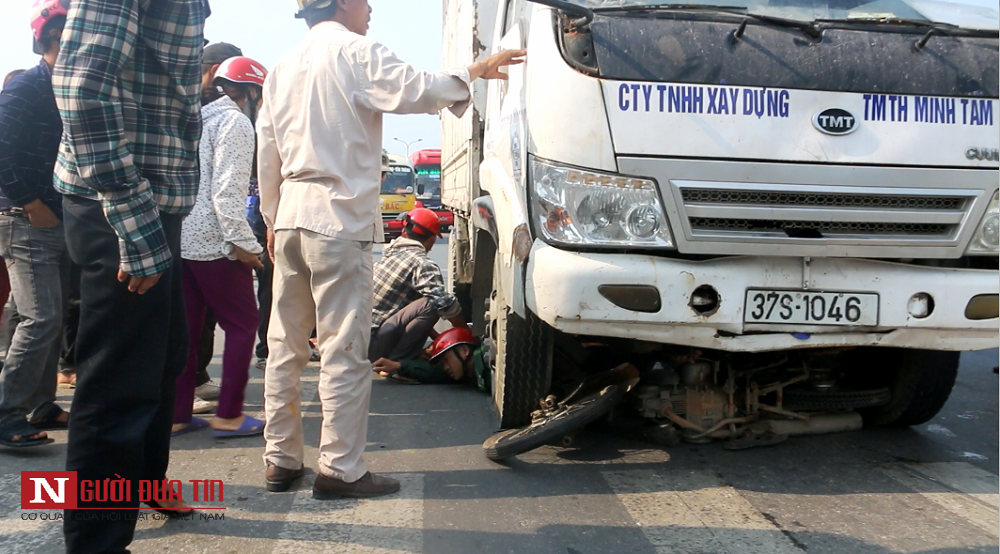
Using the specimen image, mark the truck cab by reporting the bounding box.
[442,0,999,432]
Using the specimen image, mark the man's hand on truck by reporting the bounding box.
[469,49,527,81]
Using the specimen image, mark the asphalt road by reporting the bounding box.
[2,238,997,554]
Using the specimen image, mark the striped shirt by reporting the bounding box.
[52,0,209,277]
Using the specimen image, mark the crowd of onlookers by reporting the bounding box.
[1,1,522,553]
[0,34,273,446]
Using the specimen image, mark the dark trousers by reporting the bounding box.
[196,309,215,387]
[368,297,438,362]
[59,261,81,373]
[62,197,188,554]
[254,246,272,359]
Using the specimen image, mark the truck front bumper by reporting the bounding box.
[525,241,999,352]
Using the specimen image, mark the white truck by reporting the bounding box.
[441,0,999,438]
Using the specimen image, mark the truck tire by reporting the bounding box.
[489,254,553,428]
[858,349,960,428]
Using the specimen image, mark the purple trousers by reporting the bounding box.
[174,258,258,423]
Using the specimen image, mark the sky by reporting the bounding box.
[0,0,444,157]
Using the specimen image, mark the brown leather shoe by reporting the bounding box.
[266,462,304,492]
[312,471,400,500]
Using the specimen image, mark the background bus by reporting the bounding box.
[380,152,416,239]
[410,149,452,232]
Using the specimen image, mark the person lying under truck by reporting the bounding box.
[369,207,464,363]
[373,327,489,391]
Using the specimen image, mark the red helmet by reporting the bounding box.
[30,0,69,54]
[429,327,477,361]
[214,56,268,87]
[405,207,442,238]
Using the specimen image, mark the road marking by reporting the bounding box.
[272,473,423,553]
[925,424,958,438]
[959,452,989,461]
[880,462,999,538]
[603,469,803,554]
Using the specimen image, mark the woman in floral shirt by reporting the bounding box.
[173,57,267,437]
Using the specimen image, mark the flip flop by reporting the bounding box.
[0,419,54,448]
[213,415,264,438]
[171,417,209,437]
[29,404,69,430]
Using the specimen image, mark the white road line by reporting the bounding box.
[880,462,999,538]
[272,473,423,554]
[603,469,803,554]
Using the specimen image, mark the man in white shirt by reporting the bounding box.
[257,0,524,499]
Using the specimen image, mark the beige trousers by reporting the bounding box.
[263,228,374,482]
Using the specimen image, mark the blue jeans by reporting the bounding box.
[0,216,66,426]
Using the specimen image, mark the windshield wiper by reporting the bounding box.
[592,3,747,13]
[814,17,998,48]
[593,4,823,38]
[527,0,595,29]
[817,16,996,34]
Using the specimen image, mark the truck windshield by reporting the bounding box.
[382,166,414,195]
[577,0,999,30]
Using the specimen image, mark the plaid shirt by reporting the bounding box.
[0,60,64,216]
[372,238,461,328]
[52,0,208,277]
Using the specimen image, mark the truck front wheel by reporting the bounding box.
[487,255,553,428]
[857,349,960,428]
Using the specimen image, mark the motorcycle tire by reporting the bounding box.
[483,384,625,462]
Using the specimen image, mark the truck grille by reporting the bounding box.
[673,181,977,244]
[680,189,965,211]
[616,156,996,258]
[690,218,951,236]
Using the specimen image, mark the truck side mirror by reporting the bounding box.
[418,185,425,194]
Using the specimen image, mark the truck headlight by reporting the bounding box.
[966,190,999,255]
[530,157,673,248]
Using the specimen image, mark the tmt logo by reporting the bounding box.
[21,471,78,509]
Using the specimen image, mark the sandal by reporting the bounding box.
[28,404,69,430]
[724,428,788,451]
[213,415,264,438]
[171,417,209,437]
[57,373,76,389]
[0,419,54,448]
[382,369,420,385]
[144,499,195,518]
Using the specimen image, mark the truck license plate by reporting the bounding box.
[744,290,878,326]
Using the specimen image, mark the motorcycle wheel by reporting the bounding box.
[482,384,625,462]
